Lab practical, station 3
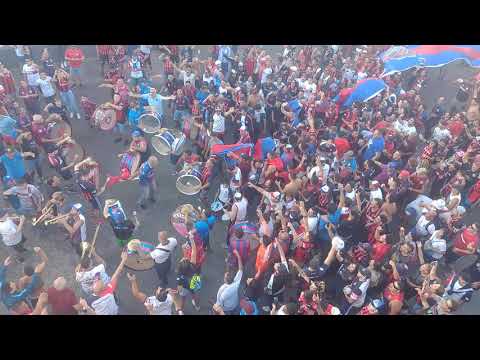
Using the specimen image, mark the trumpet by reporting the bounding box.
[32,204,55,226]
[44,213,71,226]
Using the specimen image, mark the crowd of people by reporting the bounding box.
[0,44,480,315]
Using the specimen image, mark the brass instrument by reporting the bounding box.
[32,204,55,226]
[44,213,71,226]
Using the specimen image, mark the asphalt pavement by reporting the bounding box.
[0,45,479,315]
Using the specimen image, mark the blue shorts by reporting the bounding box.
[70,67,82,77]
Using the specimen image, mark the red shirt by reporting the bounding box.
[57,77,70,92]
[371,242,391,263]
[267,157,284,172]
[448,120,464,138]
[454,228,479,252]
[65,47,84,68]
[334,137,351,158]
[47,287,78,315]
[163,58,174,75]
[31,122,48,144]
[96,45,112,56]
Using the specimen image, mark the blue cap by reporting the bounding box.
[132,130,142,137]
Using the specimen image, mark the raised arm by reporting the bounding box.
[189,232,197,265]
[33,247,48,274]
[111,251,128,284]
[126,273,148,304]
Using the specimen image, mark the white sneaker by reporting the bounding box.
[76,113,81,120]
[70,112,74,118]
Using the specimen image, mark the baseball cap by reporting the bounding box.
[132,130,142,137]
[72,203,82,211]
[321,185,330,193]
[285,144,293,149]
[399,170,410,177]
[234,192,242,200]
[325,304,341,315]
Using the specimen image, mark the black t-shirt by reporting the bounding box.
[109,217,135,240]
[48,104,68,120]
[20,138,40,160]
[304,263,329,281]
[457,85,470,103]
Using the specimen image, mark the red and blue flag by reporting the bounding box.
[380,45,480,76]
[335,78,387,108]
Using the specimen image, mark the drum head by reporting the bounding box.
[139,113,162,134]
[171,204,200,237]
[95,107,117,131]
[172,134,186,155]
[124,253,155,271]
[48,120,72,139]
[60,141,85,166]
[176,174,202,195]
[151,134,171,155]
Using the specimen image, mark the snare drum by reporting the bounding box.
[176,165,203,195]
[124,240,155,271]
[151,128,184,156]
[93,106,117,131]
[138,112,162,134]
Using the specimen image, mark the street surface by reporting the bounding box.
[0,45,478,314]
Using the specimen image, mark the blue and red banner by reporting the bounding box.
[335,78,387,108]
[380,45,480,76]
[253,137,276,160]
[211,142,253,167]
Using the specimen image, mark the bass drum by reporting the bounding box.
[60,140,85,166]
[93,106,117,131]
[138,112,162,134]
[47,118,72,139]
[151,128,185,156]
[171,204,200,237]
[125,240,155,271]
[176,165,202,195]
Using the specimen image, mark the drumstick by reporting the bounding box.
[87,223,102,258]
[132,211,140,227]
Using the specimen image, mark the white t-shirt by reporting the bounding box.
[424,232,446,259]
[145,294,174,315]
[76,264,111,294]
[261,67,272,84]
[216,270,243,312]
[0,219,22,246]
[415,216,436,237]
[370,188,383,202]
[307,216,319,235]
[91,292,118,315]
[150,238,177,264]
[36,77,55,97]
[23,64,40,87]
[433,127,452,142]
[351,279,370,308]
[180,71,196,86]
[139,45,151,55]
[212,113,225,133]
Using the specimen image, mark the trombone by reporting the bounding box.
[32,204,55,226]
[44,213,71,226]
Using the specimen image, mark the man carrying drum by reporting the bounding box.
[103,199,135,248]
[129,87,175,126]
[74,157,101,219]
[99,148,141,194]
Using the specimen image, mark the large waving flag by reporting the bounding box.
[211,142,253,167]
[253,137,276,160]
[380,45,480,77]
[334,87,355,107]
[341,78,387,108]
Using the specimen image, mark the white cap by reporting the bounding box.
[432,199,447,211]
[285,144,293,149]
[234,192,242,200]
[371,180,379,186]
[240,126,246,131]
[332,236,345,250]
[215,60,221,65]
[321,185,330,193]
[72,203,82,211]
